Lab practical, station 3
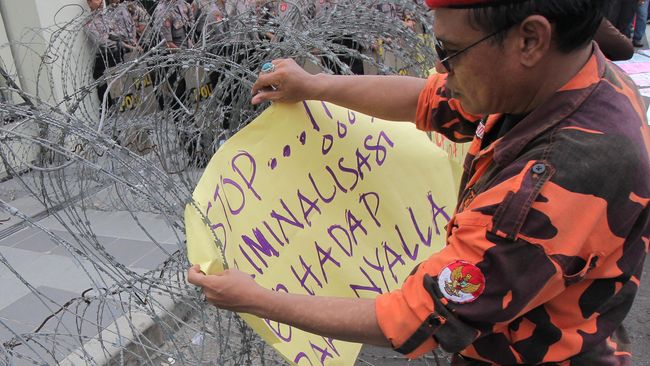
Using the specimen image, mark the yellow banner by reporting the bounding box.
[185,101,463,365]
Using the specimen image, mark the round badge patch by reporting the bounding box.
[438,261,486,304]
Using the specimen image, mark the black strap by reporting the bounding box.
[394,275,481,355]
[394,313,443,355]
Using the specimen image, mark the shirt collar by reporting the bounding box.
[492,42,605,167]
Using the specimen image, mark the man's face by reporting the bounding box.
[433,9,520,115]
[88,0,104,11]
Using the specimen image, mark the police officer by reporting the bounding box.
[225,0,258,19]
[194,0,226,35]
[376,2,398,18]
[320,0,365,75]
[152,0,201,165]
[153,0,195,49]
[312,0,333,17]
[271,1,309,30]
[85,0,138,105]
[107,0,138,47]
[86,0,137,58]
[125,0,151,45]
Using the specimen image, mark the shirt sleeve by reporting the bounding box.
[415,73,482,142]
[593,18,634,61]
[85,18,111,48]
[160,16,174,42]
[186,3,196,22]
[85,21,102,46]
[121,7,137,43]
[375,159,595,358]
[140,8,152,25]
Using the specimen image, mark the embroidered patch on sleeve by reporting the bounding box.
[438,260,486,304]
[475,120,485,139]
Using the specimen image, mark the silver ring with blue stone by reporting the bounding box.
[261,62,275,73]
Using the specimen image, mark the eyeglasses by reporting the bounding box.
[434,29,503,73]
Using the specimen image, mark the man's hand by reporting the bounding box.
[166,42,179,49]
[187,266,389,347]
[108,33,124,42]
[251,58,323,105]
[122,42,140,52]
[251,58,426,123]
[187,265,269,314]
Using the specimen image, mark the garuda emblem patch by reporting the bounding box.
[438,260,485,304]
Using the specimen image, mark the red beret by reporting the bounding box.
[424,0,517,8]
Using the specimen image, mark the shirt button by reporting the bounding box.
[532,163,546,174]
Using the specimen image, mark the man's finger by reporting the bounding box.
[252,90,283,105]
[251,92,268,105]
[252,73,281,95]
[187,265,206,286]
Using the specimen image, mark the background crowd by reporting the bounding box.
[83,0,432,166]
[85,0,426,95]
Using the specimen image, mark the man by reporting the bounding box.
[271,0,310,30]
[605,0,638,36]
[106,0,139,45]
[194,0,226,35]
[632,0,649,47]
[595,18,634,60]
[207,0,267,64]
[313,0,334,17]
[153,0,194,49]
[85,0,138,105]
[313,0,365,75]
[86,0,138,51]
[125,0,151,44]
[189,0,650,364]
[151,0,197,164]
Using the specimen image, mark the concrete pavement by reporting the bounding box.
[0,179,182,365]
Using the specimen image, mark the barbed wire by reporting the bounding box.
[0,1,440,365]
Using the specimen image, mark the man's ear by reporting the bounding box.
[514,15,552,67]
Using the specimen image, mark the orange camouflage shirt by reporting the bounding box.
[375,44,650,365]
